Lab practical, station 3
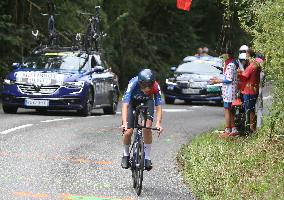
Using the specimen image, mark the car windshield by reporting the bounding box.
[22,54,87,72]
[176,61,222,75]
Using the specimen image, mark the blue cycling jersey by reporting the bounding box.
[122,76,162,106]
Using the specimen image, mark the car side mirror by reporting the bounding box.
[170,66,177,72]
[12,63,20,70]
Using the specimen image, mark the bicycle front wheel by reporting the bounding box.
[135,140,144,196]
[84,24,94,52]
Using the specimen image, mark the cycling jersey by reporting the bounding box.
[122,76,162,106]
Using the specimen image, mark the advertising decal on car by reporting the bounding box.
[15,72,64,85]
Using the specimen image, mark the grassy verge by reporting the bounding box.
[178,130,284,200]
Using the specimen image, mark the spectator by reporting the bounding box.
[239,45,249,54]
[210,49,239,137]
[238,49,261,132]
[202,47,209,56]
[194,47,203,57]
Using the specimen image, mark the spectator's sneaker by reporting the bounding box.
[121,156,130,169]
[220,128,231,138]
[230,127,239,137]
[144,159,153,171]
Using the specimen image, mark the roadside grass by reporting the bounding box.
[178,130,284,200]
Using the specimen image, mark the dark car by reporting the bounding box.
[1,48,119,116]
[164,56,223,104]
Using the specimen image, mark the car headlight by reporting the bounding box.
[3,79,16,85]
[63,81,84,88]
[166,78,177,85]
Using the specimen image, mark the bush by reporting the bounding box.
[238,0,284,137]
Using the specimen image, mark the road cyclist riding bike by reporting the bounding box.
[120,69,164,171]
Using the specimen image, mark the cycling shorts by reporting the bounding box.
[127,99,154,129]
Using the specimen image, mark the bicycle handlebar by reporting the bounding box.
[122,127,160,133]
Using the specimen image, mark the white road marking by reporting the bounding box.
[0,124,33,135]
[163,109,193,113]
[40,118,73,123]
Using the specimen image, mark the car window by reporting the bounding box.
[22,54,87,72]
[176,61,222,75]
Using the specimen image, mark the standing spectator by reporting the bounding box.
[238,49,261,132]
[202,47,209,56]
[210,49,238,137]
[194,47,203,57]
[239,45,249,54]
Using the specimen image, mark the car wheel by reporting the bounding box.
[165,97,175,104]
[78,90,93,117]
[3,105,18,114]
[103,91,118,115]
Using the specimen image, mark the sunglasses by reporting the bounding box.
[239,50,247,53]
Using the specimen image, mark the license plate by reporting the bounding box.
[25,99,49,107]
[182,88,200,94]
[207,86,221,93]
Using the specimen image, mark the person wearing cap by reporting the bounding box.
[239,45,249,54]
[210,50,239,137]
[238,49,262,132]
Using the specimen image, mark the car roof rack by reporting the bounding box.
[31,45,100,56]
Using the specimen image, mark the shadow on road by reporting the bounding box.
[14,109,106,117]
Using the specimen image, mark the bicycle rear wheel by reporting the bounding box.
[135,140,144,196]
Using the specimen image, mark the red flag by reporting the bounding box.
[177,0,192,11]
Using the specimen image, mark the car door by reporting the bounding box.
[90,55,106,106]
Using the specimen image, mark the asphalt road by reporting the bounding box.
[0,100,225,200]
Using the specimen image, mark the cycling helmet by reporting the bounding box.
[138,69,155,88]
[239,45,249,52]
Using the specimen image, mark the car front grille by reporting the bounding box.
[17,84,59,95]
[177,82,189,88]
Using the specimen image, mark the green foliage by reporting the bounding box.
[0,0,249,89]
[178,131,284,199]
[235,0,284,136]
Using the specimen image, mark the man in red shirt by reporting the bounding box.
[238,50,261,132]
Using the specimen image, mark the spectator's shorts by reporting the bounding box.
[127,99,154,128]
[224,102,232,109]
[243,94,258,112]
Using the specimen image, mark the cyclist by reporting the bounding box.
[120,69,164,170]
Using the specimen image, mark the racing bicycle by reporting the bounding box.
[233,94,258,136]
[127,101,159,196]
[81,6,101,52]
[41,0,57,46]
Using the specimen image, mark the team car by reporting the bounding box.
[1,48,119,116]
[164,56,223,105]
